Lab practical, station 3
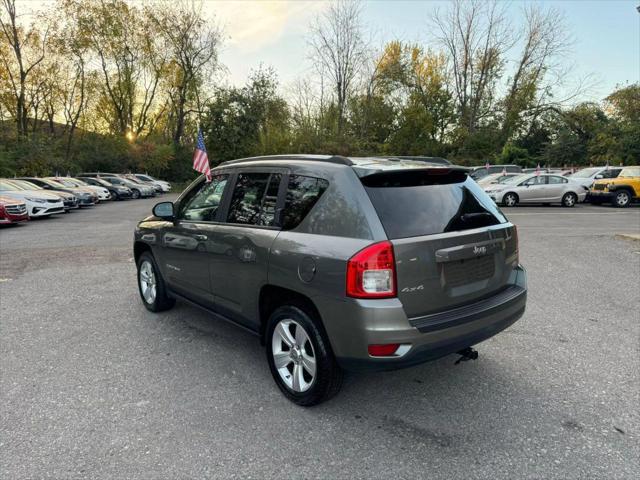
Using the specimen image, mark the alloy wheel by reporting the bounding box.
[271,319,317,393]
[139,260,157,304]
[564,193,576,207]
[616,191,630,207]
[504,194,517,207]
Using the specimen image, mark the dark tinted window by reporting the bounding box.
[227,173,281,226]
[282,175,329,230]
[180,174,229,221]
[601,169,621,179]
[363,171,506,239]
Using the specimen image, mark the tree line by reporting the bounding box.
[1,0,638,182]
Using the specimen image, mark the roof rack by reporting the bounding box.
[219,154,353,167]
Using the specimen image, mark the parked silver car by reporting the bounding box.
[484,173,588,207]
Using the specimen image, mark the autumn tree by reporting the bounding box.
[0,0,49,137]
[431,0,511,135]
[148,1,224,147]
[309,0,368,135]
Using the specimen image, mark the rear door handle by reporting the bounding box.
[194,234,208,241]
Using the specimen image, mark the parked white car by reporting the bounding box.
[0,179,65,217]
[134,173,171,192]
[54,177,112,201]
[476,172,522,187]
[484,174,588,207]
[568,167,622,189]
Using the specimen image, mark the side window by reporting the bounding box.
[548,176,567,184]
[282,175,329,230]
[523,176,545,186]
[226,172,282,226]
[180,174,229,221]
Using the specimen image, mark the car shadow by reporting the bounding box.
[150,300,576,454]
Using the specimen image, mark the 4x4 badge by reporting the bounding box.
[401,285,424,293]
[473,245,487,255]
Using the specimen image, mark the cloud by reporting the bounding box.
[207,0,327,53]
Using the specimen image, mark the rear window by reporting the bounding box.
[362,170,507,239]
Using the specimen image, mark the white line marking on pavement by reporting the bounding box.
[507,212,639,215]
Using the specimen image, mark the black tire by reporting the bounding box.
[266,305,343,406]
[136,251,175,312]
[111,191,120,201]
[502,192,518,207]
[612,190,631,208]
[132,189,141,199]
[562,192,577,208]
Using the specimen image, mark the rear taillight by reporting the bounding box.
[513,225,519,265]
[346,241,397,298]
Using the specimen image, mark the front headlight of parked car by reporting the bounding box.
[26,197,46,203]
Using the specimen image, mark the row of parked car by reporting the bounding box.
[0,173,172,225]
[470,165,640,207]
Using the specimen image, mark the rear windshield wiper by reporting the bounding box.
[460,212,495,222]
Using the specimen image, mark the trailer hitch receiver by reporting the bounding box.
[454,347,478,365]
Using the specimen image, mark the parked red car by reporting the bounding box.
[0,195,29,225]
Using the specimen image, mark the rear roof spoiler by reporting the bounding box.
[353,164,470,178]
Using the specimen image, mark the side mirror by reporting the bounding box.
[595,174,603,179]
[153,201,174,220]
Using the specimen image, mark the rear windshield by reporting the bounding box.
[362,170,507,239]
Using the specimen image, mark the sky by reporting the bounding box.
[210,0,639,102]
[16,0,640,102]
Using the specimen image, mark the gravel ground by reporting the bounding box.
[1,198,639,479]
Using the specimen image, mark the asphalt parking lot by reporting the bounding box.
[1,198,639,479]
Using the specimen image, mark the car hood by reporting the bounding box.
[484,184,509,193]
[47,191,73,199]
[0,195,24,205]
[0,190,60,200]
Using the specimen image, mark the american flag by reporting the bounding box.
[193,129,212,182]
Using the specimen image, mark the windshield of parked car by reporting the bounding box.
[501,174,530,185]
[69,178,89,186]
[54,179,79,187]
[497,175,518,183]
[0,180,21,191]
[570,168,600,178]
[619,167,640,178]
[8,180,41,190]
[42,179,68,188]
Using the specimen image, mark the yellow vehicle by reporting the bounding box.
[590,166,640,207]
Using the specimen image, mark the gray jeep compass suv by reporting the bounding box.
[134,155,527,405]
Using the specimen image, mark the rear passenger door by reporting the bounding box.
[547,175,568,201]
[207,169,286,329]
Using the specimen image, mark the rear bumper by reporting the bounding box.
[325,266,527,372]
